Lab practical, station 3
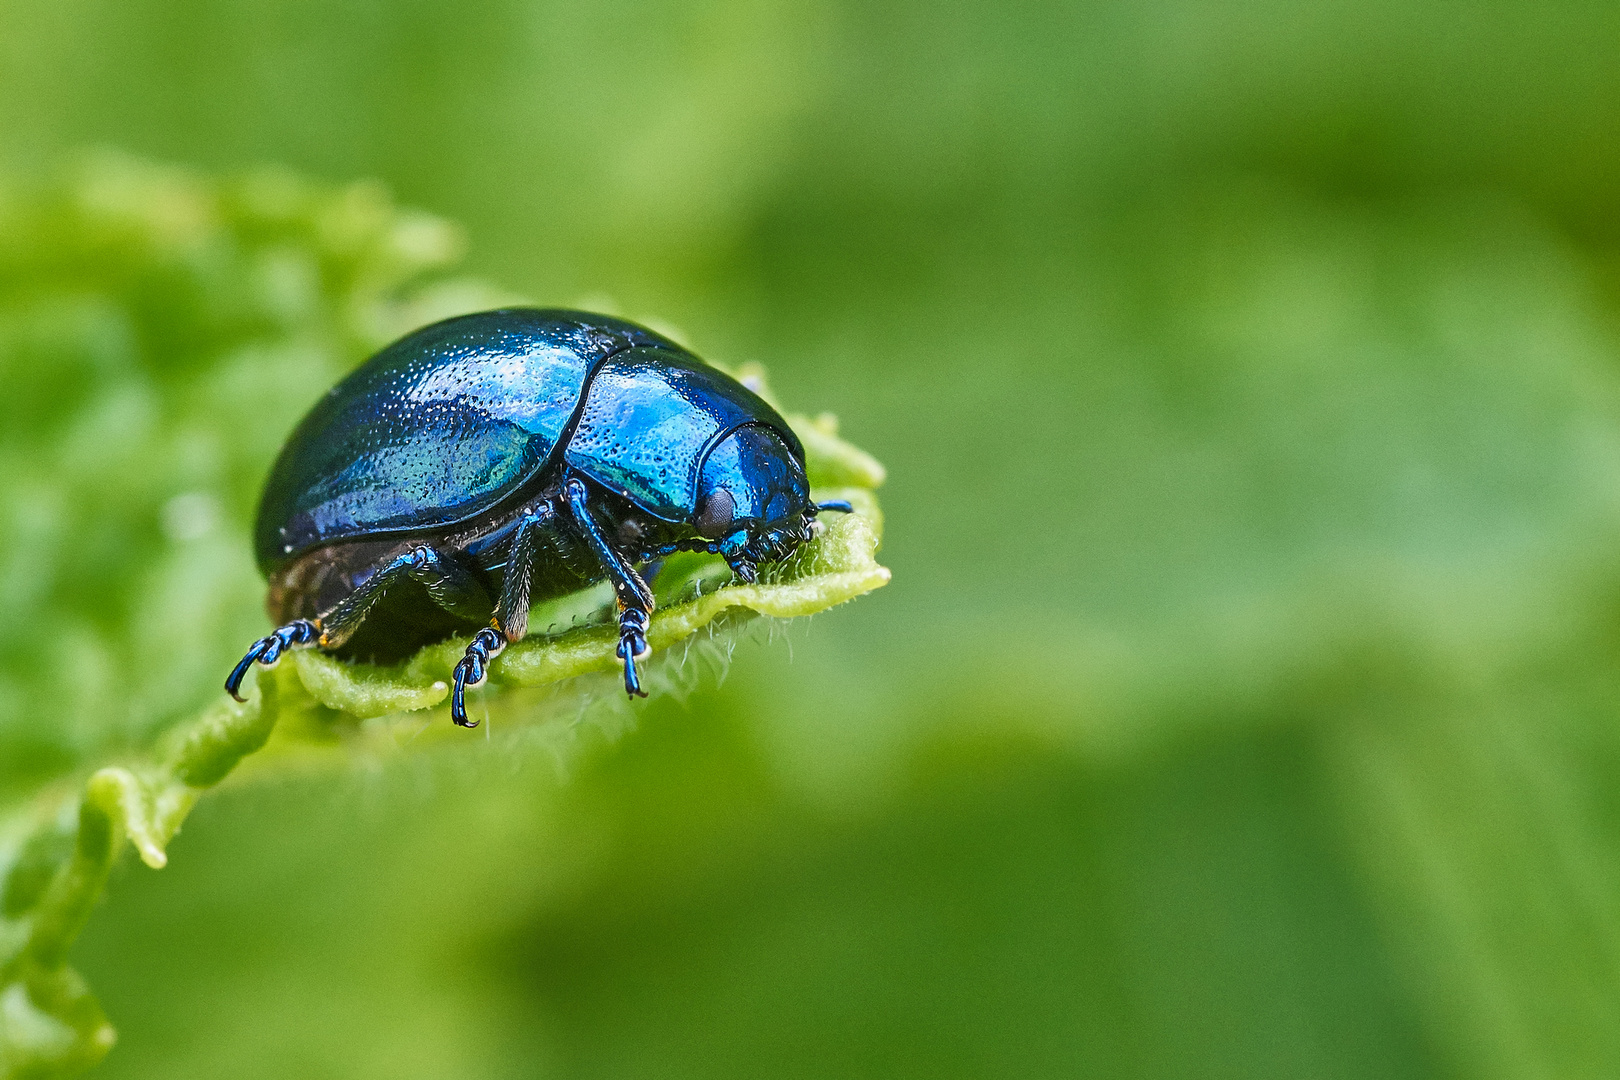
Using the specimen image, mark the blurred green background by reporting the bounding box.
[5,0,1620,1076]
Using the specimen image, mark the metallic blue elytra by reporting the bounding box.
[254,309,676,575]
[227,308,851,726]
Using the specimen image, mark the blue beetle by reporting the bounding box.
[226,309,851,725]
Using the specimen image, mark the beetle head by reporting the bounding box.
[693,424,812,581]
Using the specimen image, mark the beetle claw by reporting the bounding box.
[621,651,647,698]
[450,662,481,728]
[224,647,263,702]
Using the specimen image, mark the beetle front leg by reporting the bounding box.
[564,478,655,698]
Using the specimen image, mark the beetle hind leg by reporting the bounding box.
[318,544,490,651]
[491,504,557,644]
[450,627,506,728]
[228,544,490,705]
[225,618,321,701]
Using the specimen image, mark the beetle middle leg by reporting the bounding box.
[226,544,490,702]
[564,478,655,698]
[447,504,560,727]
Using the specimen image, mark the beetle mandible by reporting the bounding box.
[226,308,851,726]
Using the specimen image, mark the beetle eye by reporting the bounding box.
[696,488,735,539]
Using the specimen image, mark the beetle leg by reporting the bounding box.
[225,618,320,701]
[715,529,761,584]
[616,608,651,697]
[444,504,567,727]
[813,499,854,515]
[450,627,505,728]
[564,478,655,698]
[406,546,492,622]
[317,544,491,650]
[229,546,490,703]
[491,504,557,644]
[563,479,654,610]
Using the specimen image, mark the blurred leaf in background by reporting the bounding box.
[3,0,1620,1077]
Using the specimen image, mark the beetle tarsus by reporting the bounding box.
[617,607,651,698]
[451,626,506,727]
[621,649,645,698]
[225,618,320,701]
[224,649,262,702]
